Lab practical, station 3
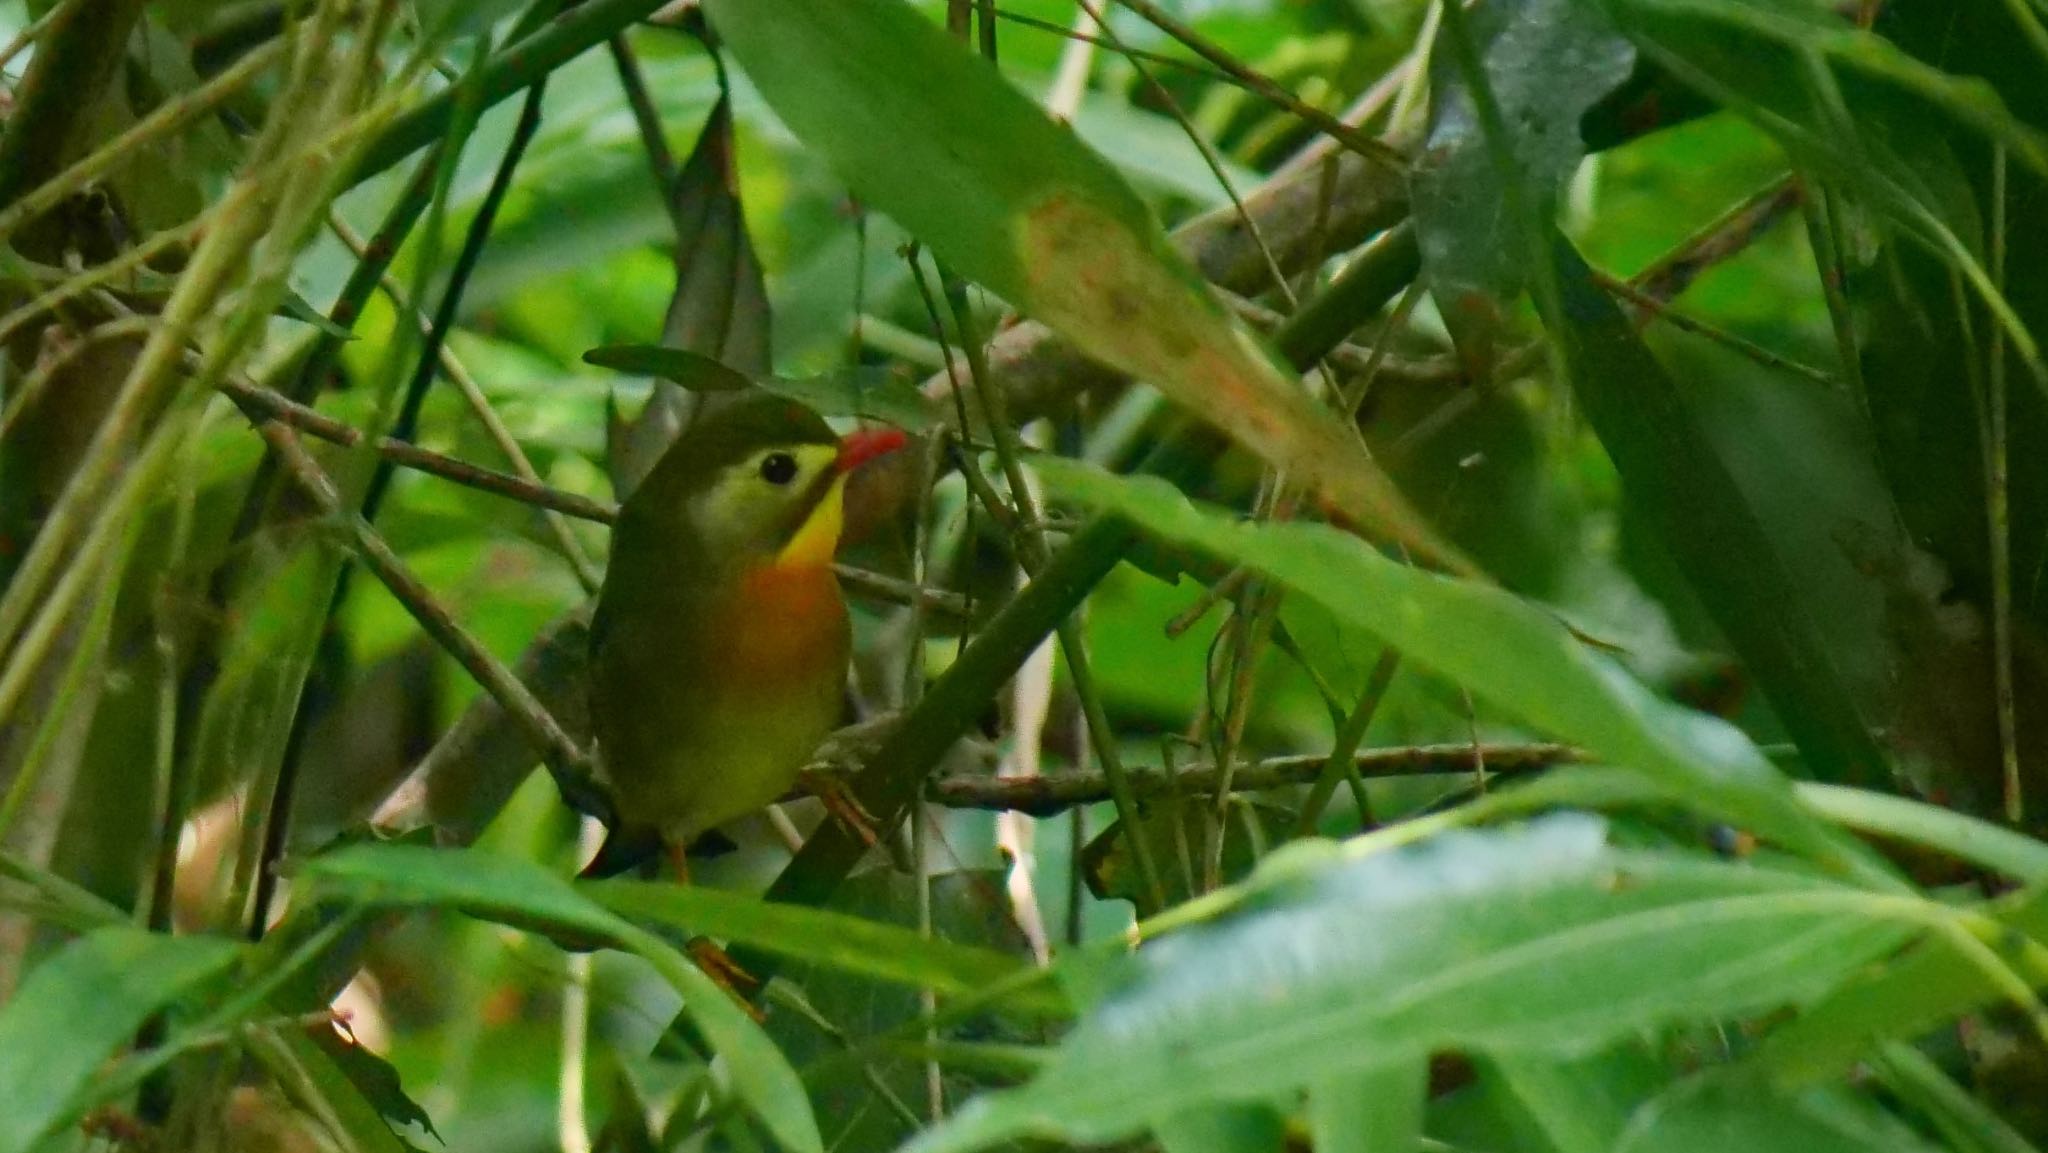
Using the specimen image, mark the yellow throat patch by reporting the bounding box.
[777,475,847,569]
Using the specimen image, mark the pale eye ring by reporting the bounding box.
[759,452,799,485]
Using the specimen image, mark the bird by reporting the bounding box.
[581,392,906,881]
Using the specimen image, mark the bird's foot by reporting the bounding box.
[815,713,899,763]
[687,936,765,1021]
[797,768,880,846]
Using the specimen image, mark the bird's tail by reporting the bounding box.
[578,823,663,879]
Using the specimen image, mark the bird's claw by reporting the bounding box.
[688,937,765,1021]
[797,768,880,847]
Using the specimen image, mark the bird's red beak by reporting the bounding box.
[835,426,908,474]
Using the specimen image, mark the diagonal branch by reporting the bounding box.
[252,419,605,817]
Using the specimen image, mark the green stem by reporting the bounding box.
[0,0,149,215]
[1296,648,1401,836]
[343,0,660,189]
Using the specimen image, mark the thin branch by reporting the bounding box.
[1595,271,1835,388]
[1988,146,2020,823]
[607,33,681,219]
[0,215,204,348]
[359,79,547,526]
[1632,175,1800,303]
[256,420,603,809]
[994,6,1235,86]
[218,377,619,524]
[225,376,968,616]
[0,6,57,75]
[0,36,288,246]
[925,742,1584,815]
[1108,0,1407,173]
[328,212,603,592]
[0,0,149,211]
[1078,0,1295,308]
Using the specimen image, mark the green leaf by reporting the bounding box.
[1589,0,2048,367]
[662,93,774,377]
[0,927,240,1153]
[297,844,823,1153]
[1479,1045,1671,1153]
[1155,1104,1290,1153]
[1751,876,2048,1086]
[902,815,1920,1152]
[412,0,527,42]
[1797,782,2048,884]
[1538,230,1891,793]
[1412,0,1636,352]
[584,345,941,430]
[1615,1076,1944,1153]
[607,89,776,496]
[1032,456,1860,868]
[585,877,1066,1018]
[308,1023,440,1142]
[704,0,1467,574]
[1870,1041,2045,1153]
[251,1030,422,1153]
[1309,1061,1426,1153]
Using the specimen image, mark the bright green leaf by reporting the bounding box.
[297,844,823,1153]
[1616,1076,1944,1153]
[904,815,1921,1151]
[1032,456,1864,869]
[1309,1061,1426,1153]
[585,877,1066,1018]
[0,927,240,1153]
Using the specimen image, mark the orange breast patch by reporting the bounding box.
[718,561,849,690]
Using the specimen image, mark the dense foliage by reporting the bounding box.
[2,0,2047,1150]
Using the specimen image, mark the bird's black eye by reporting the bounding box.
[759,452,799,485]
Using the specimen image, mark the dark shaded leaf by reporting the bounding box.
[310,1023,440,1141]
[1591,0,2048,367]
[1539,229,1891,791]
[584,344,940,429]
[1412,0,1636,358]
[611,91,778,496]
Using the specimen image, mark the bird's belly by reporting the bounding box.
[628,565,848,840]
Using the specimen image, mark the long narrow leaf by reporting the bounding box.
[0,927,240,1153]
[703,0,1466,573]
[1033,456,1867,869]
[297,845,822,1153]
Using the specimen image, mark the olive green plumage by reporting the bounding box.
[583,394,853,878]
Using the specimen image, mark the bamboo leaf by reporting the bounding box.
[584,344,940,430]
[1537,230,1891,791]
[1032,456,1861,866]
[585,877,1066,1018]
[0,927,240,1153]
[902,815,1920,1152]
[703,0,1467,573]
[298,844,823,1153]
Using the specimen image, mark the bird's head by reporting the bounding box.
[623,393,907,575]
